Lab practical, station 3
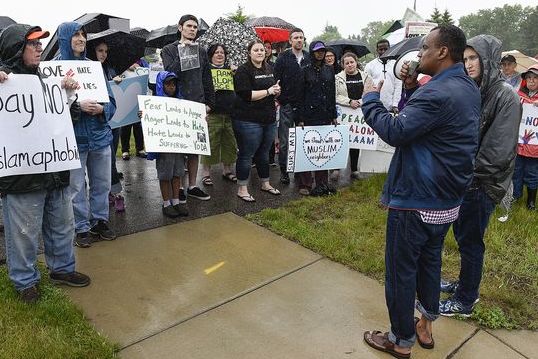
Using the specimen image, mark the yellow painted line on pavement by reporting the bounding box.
[204,261,226,275]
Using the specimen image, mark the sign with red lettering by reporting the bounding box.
[336,105,378,150]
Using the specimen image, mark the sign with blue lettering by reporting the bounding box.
[287,125,349,173]
[109,74,149,129]
[518,103,538,145]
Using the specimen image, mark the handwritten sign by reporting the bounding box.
[518,103,538,145]
[405,21,437,38]
[287,125,349,172]
[211,68,234,91]
[0,74,80,177]
[336,105,378,150]
[109,74,148,129]
[39,60,110,103]
[137,95,210,155]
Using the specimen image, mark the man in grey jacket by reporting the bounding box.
[439,35,521,316]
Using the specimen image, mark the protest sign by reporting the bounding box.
[178,44,200,71]
[518,103,538,145]
[287,125,349,172]
[336,105,378,150]
[109,74,148,129]
[0,74,80,177]
[211,68,234,91]
[137,95,210,155]
[39,60,110,102]
[405,21,437,38]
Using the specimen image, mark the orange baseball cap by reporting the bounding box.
[27,29,50,40]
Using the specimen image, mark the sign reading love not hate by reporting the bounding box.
[287,125,349,173]
[336,105,378,150]
[138,95,211,156]
[109,74,149,129]
[518,103,538,145]
[39,60,110,103]
[0,74,80,177]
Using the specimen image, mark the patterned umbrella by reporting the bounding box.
[246,16,296,30]
[197,17,259,67]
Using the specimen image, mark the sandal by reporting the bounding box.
[237,193,255,202]
[201,175,213,186]
[261,187,281,195]
[363,331,411,359]
[222,172,237,182]
[415,317,434,349]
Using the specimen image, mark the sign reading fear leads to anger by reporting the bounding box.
[0,74,80,178]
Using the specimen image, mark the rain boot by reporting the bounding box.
[527,187,537,210]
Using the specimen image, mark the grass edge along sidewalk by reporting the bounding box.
[248,174,538,331]
[0,265,118,359]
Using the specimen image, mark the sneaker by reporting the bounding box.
[50,271,91,287]
[280,171,290,185]
[329,170,340,182]
[310,185,328,197]
[162,205,181,218]
[114,195,125,213]
[173,204,189,216]
[136,150,147,158]
[74,232,92,248]
[350,171,361,180]
[89,220,117,241]
[440,279,459,294]
[299,188,310,196]
[439,298,474,317]
[187,186,211,200]
[325,184,337,195]
[19,285,40,303]
[178,188,187,204]
[122,152,130,161]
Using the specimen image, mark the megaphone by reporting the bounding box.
[393,50,420,80]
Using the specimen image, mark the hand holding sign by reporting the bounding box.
[0,71,8,83]
[80,100,103,116]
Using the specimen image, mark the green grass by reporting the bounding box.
[0,265,118,359]
[248,174,538,330]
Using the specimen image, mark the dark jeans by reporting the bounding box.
[453,187,496,306]
[232,120,277,186]
[512,155,538,199]
[385,209,451,348]
[349,149,360,172]
[120,122,144,153]
[278,104,296,169]
[111,128,121,194]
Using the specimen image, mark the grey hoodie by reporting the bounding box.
[466,35,522,203]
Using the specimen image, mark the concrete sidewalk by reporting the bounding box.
[63,213,534,359]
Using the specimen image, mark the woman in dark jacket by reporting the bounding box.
[233,39,281,202]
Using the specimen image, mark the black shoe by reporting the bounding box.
[187,186,211,200]
[310,185,328,197]
[50,271,91,287]
[173,204,189,216]
[136,150,147,158]
[89,220,117,241]
[280,169,290,184]
[162,205,181,218]
[0,223,4,233]
[74,232,92,248]
[178,188,187,204]
[325,184,337,195]
[527,188,537,210]
[20,285,40,303]
[117,171,124,180]
[440,279,459,294]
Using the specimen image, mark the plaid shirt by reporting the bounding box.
[417,206,460,225]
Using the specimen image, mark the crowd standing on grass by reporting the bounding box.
[1,12,537,357]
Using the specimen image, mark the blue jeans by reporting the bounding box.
[512,155,538,199]
[232,120,276,186]
[2,188,75,291]
[70,147,112,233]
[453,187,496,306]
[385,209,451,348]
[278,104,296,169]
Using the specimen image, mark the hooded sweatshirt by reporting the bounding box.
[155,71,180,98]
[55,22,116,152]
[517,64,538,158]
[466,35,522,203]
[0,24,70,194]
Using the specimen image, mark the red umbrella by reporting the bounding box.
[254,27,290,43]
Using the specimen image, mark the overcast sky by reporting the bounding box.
[4,0,536,43]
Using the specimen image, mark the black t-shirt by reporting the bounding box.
[345,72,364,100]
[233,62,276,124]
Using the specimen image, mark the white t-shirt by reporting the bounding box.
[364,58,403,110]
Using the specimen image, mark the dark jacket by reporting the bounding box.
[0,24,70,194]
[55,22,116,152]
[210,64,236,115]
[273,48,310,107]
[298,43,337,125]
[161,41,216,109]
[362,63,481,210]
[467,35,522,203]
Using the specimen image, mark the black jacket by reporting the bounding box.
[273,48,310,107]
[467,35,522,203]
[161,41,216,109]
[0,24,70,194]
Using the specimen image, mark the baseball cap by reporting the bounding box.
[521,67,538,79]
[311,41,326,52]
[26,28,50,40]
[500,54,516,63]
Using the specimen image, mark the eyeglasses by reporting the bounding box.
[26,40,43,49]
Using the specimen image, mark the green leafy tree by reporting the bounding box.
[226,4,253,24]
[518,6,538,56]
[441,9,454,25]
[428,7,442,24]
[312,23,342,43]
[360,20,394,52]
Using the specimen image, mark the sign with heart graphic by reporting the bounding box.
[109,74,149,129]
[287,125,349,173]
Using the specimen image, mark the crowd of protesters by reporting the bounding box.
[0,13,537,358]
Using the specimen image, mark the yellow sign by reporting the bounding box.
[211,68,234,91]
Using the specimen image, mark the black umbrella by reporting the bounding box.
[0,16,16,31]
[130,27,150,40]
[86,29,145,75]
[196,18,210,40]
[380,36,424,62]
[246,16,296,30]
[146,25,178,49]
[42,13,130,61]
[327,39,370,58]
